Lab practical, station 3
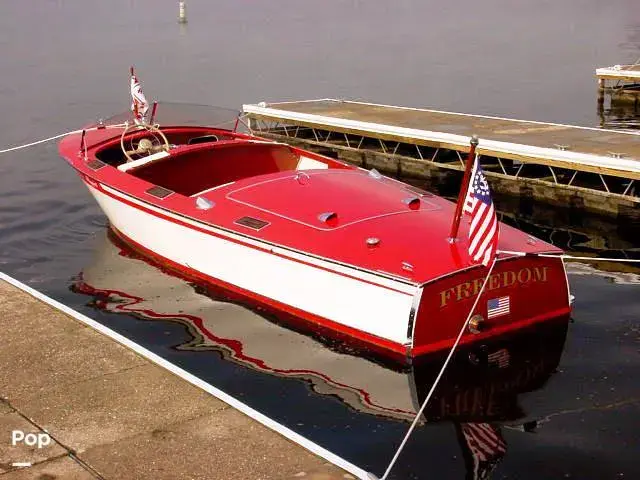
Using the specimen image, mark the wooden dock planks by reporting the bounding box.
[596,64,640,82]
[243,99,640,180]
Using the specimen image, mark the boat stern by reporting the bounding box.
[410,254,571,358]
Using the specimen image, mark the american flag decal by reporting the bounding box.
[487,296,510,318]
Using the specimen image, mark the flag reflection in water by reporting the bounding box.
[458,423,506,480]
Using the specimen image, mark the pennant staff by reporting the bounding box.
[79,129,87,159]
[449,135,479,242]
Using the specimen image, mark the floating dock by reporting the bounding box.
[596,64,640,129]
[0,275,357,479]
[242,99,640,219]
[596,64,640,85]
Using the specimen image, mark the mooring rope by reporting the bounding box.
[498,250,640,264]
[0,115,247,156]
[0,123,130,155]
[377,260,498,480]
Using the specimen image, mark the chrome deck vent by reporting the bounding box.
[235,216,269,231]
[195,196,214,210]
[145,186,173,199]
[318,212,337,224]
[402,196,420,208]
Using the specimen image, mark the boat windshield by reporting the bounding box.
[82,102,242,132]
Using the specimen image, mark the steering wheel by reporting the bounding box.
[120,123,170,162]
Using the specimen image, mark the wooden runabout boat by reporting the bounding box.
[59,100,572,364]
[73,230,571,479]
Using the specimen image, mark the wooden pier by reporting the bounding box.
[242,99,640,219]
[596,64,640,129]
[596,64,640,85]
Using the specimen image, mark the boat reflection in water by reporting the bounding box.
[73,231,570,479]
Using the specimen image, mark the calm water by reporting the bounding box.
[0,1,639,478]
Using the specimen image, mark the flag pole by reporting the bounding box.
[149,101,158,125]
[79,129,87,161]
[448,135,479,242]
[130,66,137,124]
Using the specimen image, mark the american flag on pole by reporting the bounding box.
[459,423,507,480]
[130,68,149,125]
[463,156,499,266]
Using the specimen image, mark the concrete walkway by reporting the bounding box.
[0,279,353,479]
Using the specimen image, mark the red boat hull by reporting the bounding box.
[59,122,572,364]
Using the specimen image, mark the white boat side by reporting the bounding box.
[86,182,419,346]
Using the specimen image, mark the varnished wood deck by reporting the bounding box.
[243,99,640,180]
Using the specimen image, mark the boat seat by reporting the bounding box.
[296,156,328,170]
[118,150,170,173]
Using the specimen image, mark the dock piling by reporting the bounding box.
[178,1,187,23]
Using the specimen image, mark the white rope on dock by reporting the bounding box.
[498,250,640,264]
[377,260,498,480]
[0,124,128,155]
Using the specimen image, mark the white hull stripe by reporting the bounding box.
[0,272,372,480]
